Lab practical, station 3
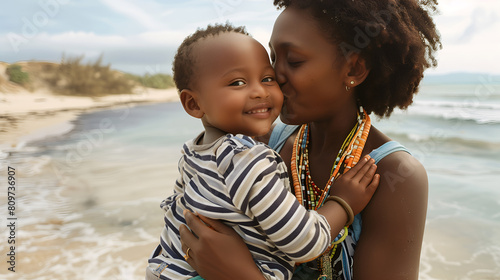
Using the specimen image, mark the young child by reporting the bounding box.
[146,23,379,280]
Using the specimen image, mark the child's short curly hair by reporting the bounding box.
[274,0,442,117]
[173,23,249,92]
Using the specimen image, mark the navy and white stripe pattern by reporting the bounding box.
[147,133,332,280]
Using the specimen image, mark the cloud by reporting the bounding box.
[100,0,161,30]
[427,0,500,74]
[456,7,497,44]
[2,0,499,75]
[0,30,182,72]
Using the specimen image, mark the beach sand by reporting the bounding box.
[0,86,179,150]
[0,85,181,278]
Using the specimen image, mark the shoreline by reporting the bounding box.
[0,87,179,151]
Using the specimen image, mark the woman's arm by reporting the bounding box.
[352,152,428,280]
[180,210,266,280]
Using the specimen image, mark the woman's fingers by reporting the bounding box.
[179,224,197,268]
[183,210,208,238]
[179,222,198,246]
[180,223,197,248]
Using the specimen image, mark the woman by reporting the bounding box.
[179,0,441,279]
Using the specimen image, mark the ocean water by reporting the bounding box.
[1,79,499,279]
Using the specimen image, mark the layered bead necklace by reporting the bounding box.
[291,106,371,280]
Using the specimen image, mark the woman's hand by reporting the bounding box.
[179,210,266,280]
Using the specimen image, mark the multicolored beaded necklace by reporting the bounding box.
[291,106,371,280]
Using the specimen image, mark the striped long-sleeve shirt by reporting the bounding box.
[147,133,332,280]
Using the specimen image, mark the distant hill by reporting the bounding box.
[422,72,500,85]
[0,59,174,96]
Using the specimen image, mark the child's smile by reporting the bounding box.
[187,32,283,137]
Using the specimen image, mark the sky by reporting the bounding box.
[1,0,499,76]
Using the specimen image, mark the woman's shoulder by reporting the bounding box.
[376,149,427,188]
[365,126,427,194]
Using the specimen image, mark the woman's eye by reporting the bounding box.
[262,77,274,83]
[229,80,245,86]
[288,61,303,67]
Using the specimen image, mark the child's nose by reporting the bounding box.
[250,84,270,99]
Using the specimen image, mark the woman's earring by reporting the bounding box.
[345,81,355,92]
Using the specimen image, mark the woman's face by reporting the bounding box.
[269,6,352,125]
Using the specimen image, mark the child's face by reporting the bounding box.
[191,32,283,137]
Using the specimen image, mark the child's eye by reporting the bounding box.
[229,80,245,86]
[262,77,274,83]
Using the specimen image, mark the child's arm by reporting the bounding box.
[160,156,187,211]
[219,139,378,263]
[160,180,183,211]
[316,156,379,240]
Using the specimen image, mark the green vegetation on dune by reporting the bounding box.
[49,55,135,96]
[2,55,175,96]
[6,64,30,86]
[125,73,175,89]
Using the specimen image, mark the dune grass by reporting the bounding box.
[6,64,30,86]
[125,73,175,89]
[47,55,136,96]
[4,55,175,96]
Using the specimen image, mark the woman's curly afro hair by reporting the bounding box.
[274,0,442,117]
[173,23,249,92]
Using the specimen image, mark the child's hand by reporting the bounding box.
[329,155,379,216]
